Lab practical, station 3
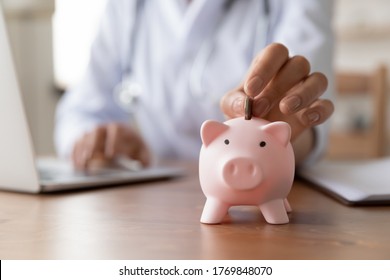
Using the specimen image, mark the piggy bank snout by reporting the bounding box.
[222,158,263,190]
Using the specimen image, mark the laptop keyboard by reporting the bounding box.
[34,158,182,191]
[36,157,143,181]
[38,167,119,181]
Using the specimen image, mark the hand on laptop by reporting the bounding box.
[72,123,151,170]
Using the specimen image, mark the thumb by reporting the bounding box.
[220,89,246,119]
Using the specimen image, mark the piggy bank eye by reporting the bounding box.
[224,139,230,145]
[259,141,266,147]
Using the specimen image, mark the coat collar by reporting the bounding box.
[157,0,227,46]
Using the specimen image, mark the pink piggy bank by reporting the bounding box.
[199,117,295,225]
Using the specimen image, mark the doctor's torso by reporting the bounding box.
[56,0,333,162]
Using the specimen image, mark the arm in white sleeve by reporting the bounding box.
[55,0,135,158]
[268,0,335,165]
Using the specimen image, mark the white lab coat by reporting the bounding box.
[55,0,334,164]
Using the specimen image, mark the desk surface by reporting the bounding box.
[1,162,390,260]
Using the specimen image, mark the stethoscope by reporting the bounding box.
[114,0,270,114]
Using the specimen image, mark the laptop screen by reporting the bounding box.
[0,4,41,192]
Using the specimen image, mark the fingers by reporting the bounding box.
[72,126,107,170]
[220,88,246,118]
[242,43,318,118]
[105,123,122,158]
[244,43,289,98]
[222,53,319,120]
[297,98,334,127]
[72,138,86,170]
[285,98,334,142]
[252,55,311,117]
[72,123,151,170]
[280,72,328,115]
[105,123,151,166]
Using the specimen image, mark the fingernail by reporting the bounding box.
[245,76,263,97]
[284,96,302,113]
[232,97,244,116]
[253,98,270,117]
[306,112,320,124]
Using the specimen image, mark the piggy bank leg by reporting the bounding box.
[284,199,292,213]
[259,199,289,224]
[200,199,229,224]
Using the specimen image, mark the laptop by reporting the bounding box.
[0,4,183,193]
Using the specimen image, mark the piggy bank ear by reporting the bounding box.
[200,120,229,147]
[261,121,291,147]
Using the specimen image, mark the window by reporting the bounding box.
[53,0,107,89]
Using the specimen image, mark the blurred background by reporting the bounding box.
[1,0,390,159]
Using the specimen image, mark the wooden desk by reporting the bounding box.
[1,162,389,260]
